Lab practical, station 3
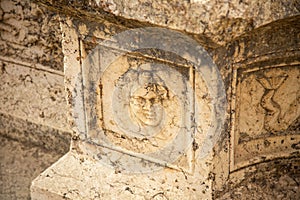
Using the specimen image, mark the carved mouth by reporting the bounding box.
[144,112,156,119]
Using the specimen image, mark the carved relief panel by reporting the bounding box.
[75,27,227,174]
[231,62,300,170]
[99,56,189,170]
[82,51,211,173]
[31,19,227,200]
[102,61,191,154]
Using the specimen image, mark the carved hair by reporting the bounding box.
[132,70,169,100]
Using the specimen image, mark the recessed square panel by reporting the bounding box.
[231,64,300,170]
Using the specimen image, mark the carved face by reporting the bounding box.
[130,84,166,127]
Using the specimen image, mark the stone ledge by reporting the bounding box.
[0,112,71,154]
[0,136,66,200]
[215,157,300,199]
[31,151,213,200]
[0,58,69,131]
[33,0,300,46]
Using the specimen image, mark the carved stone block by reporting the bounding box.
[231,63,300,170]
[31,18,227,199]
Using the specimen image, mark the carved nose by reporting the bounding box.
[143,100,152,110]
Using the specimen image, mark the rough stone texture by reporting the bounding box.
[227,16,299,170]
[214,16,300,66]
[0,136,65,200]
[211,13,300,199]
[30,1,300,199]
[33,0,300,48]
[216,158,300,200]
[0,112,71,154]
[31,151,214,200]
[0,0,71,143]
[0,1,71,199]
[0,60,68,131]
[5,0,295,199]
[31,18,228,199]
[0,0,64,71]
[95,0,300,46]
[0,56,72,155]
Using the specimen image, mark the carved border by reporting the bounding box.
[230,58,300,172]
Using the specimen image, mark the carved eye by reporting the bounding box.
[131,97,145,106]
[149,97,160,105]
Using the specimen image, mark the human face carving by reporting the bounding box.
[130,86,164,127]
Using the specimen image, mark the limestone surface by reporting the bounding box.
[33,0,300,47]
[0,136,65,200]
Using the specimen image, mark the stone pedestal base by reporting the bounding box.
[31,151,212,200]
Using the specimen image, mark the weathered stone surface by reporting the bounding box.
[216,158,300,200]
[31,151,213,200]
[0,59,69,132]
[0,112,71,154]
[31,17,228,199]
[221,16,300,171]
[0,0,64,71]
[214,15,300,65]
[211,13,300,198]
[33,0,300,47]
[0,0,72,151]
[233,65,300,169]
[0,136,65,200]
[0,1,71,198]
[25,0,299,199]
[95,0,299,46]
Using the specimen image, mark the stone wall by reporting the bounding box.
[212,15,300,199]
[0,0,299,199]
[0,0,71,153]
[32,0,300,47]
